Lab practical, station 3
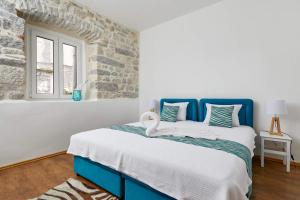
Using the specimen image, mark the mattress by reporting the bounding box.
[68,121,256,200]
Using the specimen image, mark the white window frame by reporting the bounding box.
[26,25,83,99]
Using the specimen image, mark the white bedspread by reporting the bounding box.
[67,121,256,200]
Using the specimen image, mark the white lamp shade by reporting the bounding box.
[149,99,157,110]
[266,100,287,115]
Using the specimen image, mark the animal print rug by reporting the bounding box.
[29,178,118,200]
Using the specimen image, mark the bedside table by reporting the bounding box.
[260,131,292,172]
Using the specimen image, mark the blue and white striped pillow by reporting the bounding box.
[161,105,180,122]
[209,106,234,128]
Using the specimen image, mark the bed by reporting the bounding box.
[67,98,255,200]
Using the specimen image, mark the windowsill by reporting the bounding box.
[0,99,88,104]
[0,98,138,104]
[0,99,94,103]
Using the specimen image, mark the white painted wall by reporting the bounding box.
[0,99,139,167]
[140,0,300,161]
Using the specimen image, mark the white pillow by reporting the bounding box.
[204,103,242,127]
[164,102,189,121]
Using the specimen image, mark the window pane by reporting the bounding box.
[63,44,76,95]
[36,37,54,94]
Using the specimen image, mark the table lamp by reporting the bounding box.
[149,99,157,113]
[266,100,287,136]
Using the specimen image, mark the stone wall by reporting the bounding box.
[0,0,26,99]
[0,0,139,99]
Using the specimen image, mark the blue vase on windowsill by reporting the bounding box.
[72,89,82,101]
[72,80,88,101]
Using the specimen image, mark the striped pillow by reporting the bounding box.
[209,106,234,128]
[161,105,180,122]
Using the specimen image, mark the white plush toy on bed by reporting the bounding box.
[139,112,160,136]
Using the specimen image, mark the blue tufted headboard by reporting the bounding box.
[199,99,254,127]
[160,98,198,121]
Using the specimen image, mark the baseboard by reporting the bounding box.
[254,155,300,167]
[0,150,67,171]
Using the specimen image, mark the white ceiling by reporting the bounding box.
[75,0,220,31]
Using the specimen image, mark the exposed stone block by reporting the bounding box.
[8,91,24,99]
[0,47,24,55]
[0,0,15,13]
[0,65,25,85]
[90,69,111,76]
[11,18,25,35]
[0,56,25,68]
[2,17,12,29]
[115,48,135,57]
[0,35,24,49]
[111,72,118,76]
[94,82,118,92]
[0,91,4,100]
[91,55,124,68]
[122,92,138,98]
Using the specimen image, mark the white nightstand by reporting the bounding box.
[260,131,292,172]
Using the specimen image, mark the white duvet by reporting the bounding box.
[67,121,256,200]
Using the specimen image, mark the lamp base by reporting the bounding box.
[268,131,283,136]
[148,108,155,120]
[269,117,283,136]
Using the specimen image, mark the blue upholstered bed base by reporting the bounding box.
[73,98,254,200]
[74,156,124,198]
[124,176,175,200]
[74,156,174,200]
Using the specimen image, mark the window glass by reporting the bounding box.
[63,44,76,95]
[36,37,54,94]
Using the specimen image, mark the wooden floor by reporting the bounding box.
[0,154,299,200]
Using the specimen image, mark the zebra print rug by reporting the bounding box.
[29,178,118,200]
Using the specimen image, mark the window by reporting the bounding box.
[26,25,83,99]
